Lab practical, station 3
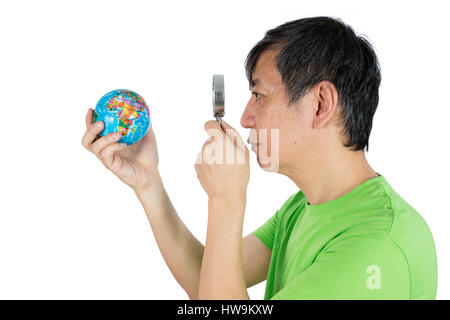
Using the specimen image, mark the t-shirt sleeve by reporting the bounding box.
[270,233,411,300]
[252,193,300,251]
[252,209,280,251]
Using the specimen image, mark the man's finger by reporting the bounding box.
[91,131,122,157]
[204,120,221,132]
[81,121,104,149]
[220,120,241,139]
[143,124,156,141]
[204,120,225,140]
[99,142,127,171]
[195,152,203,165]
[85,108,94,130]
[201,139,216,164]
[221,120,246,152]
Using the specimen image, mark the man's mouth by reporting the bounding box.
[247,138,260,152]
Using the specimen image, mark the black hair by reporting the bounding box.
[245,16,381,151]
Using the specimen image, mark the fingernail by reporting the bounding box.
[112,131,121,137]
[95,121,103,128]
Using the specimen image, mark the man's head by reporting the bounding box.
[241,17,381,173]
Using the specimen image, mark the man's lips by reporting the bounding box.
[247,138,261,152]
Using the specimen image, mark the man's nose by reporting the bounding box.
[240,100,256,129]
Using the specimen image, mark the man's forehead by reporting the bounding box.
[250,49,281,90]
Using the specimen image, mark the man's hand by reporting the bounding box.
[195,120,251,299]
[194,120,250,202]
[81,108,160,195]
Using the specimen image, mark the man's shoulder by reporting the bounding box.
[376,178,432,239]
[361,178,438,299]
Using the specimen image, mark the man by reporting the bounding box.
[81,17,437,299]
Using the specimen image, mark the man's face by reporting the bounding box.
[241,49,315,173]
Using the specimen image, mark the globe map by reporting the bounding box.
[94,89,150,145]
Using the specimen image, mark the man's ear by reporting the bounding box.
[312,81,339,129]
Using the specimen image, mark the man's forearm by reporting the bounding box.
[198,196,249,300]
[136,172,204,299]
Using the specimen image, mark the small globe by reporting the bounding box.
[94,89,151,145]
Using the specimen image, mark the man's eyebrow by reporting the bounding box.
[249,78,263,90]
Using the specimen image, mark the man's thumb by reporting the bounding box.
[220,120,236,136]
[221,120,245,150]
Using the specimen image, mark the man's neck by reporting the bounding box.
[284,149,378,206]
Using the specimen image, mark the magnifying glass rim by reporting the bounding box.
[212,74,225,118]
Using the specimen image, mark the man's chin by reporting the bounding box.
[256,154,279,172]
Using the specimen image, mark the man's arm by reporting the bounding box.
[136,173,204,299]
[243,233,272,288]
[198,196,248,299]
[136,173,271,299]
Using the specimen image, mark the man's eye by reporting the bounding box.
[252,92,261,100]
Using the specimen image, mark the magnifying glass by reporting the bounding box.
[212,74,225,124]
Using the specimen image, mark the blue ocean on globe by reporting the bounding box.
[94,89,151,145]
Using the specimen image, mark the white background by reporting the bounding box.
[0,0,449,299]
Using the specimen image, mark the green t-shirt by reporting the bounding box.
[253,174,437,299]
